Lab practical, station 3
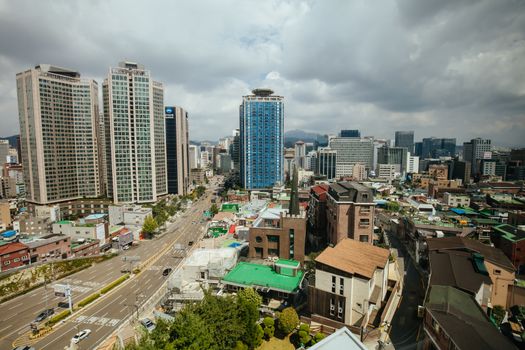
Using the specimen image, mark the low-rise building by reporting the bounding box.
[326,181,375,245]
[442,192,470,207]
[52,220,107,245]
[0,242,30,272]
[71,239,100,257]
[426,236,516,308]
[25,235,71,263]
[491,224,525,271]
[309,239,392,330]
[423,285,515,350]
[248,208,306,262]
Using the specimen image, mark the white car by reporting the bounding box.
[72,329,91,344]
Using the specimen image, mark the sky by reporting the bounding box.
[0,0,524,146]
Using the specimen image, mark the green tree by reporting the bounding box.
[171,308,216,350]
[298,323,311,345]
[210,203,219,216]
[386,201,400,212]
[142,215,159,235]
[263,317,275,339]
[236,288,262,348]
[277,307,299,335]
[312,332,326,344]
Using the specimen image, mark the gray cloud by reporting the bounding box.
[0,0,524,146]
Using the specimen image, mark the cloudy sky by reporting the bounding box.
[1,0,524,146]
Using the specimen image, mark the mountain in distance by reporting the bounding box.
[284,129,328,148]
[0,134,18,148]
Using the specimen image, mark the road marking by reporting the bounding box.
[0,324,12,333]
[7,302,23,311]
[74,315,88,323]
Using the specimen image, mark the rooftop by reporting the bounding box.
[493,224,525,242]
[426,285,515,350]
[0,242,28,255]
[308,326,367,350]
[222,261,304,293]
[315,239,389,279]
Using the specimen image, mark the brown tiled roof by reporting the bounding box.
[315,239,389,279]
[0,242,29,256]
[426,236,514,271]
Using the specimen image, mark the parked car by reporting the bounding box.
[34,308,54,322]
[140,318,156,332]
[72,329,91,344]
[188,241,194,246]
[162,268,172,276]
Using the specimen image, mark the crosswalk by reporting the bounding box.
[73,315,121,327]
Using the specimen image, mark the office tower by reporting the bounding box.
[0,140,9,164]
[165,106,189,195]
[340,130,360,138]
[463,138,491,176]
[304,150,317,171]
[316,148,337,180]
[407,153,420,173]
[395,131,414,153]
[239,88,284,189]
[328,137,373,178]
[188,144,199,169]
[452,160,471,184]
[414,142,423,157]
[421,137,456,158]
[377,146,408,173]
[103,61,166,204]
[200,151,210,168]
[231,129,240,170]
[294,141,306,169]
[16,64,103,205]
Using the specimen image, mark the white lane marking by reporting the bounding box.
[8,302,23,310]
[0,324,12,333]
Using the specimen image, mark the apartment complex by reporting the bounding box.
[103,61,166,203]
[165,106,189,195]
[16,64,103,204]
[326,181,375,245]
[239,88,284,190]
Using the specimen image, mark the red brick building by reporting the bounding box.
[306,184,329,252]
[26,235,71,263]
[0,242,30,272]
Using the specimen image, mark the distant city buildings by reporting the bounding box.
[16,64,103,205]
[463,138,491,177]
[328,137,373,178]
[165,106,189,195]
[239,88,283,190]
[340,129,361,138]
[103,61,166,204]
[394,130,414,153]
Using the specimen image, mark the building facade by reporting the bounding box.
[394,131,414,154]
[16,65,103,205]
[326,181,375,245]
[463,138,491,177]
[103,61,166,204]
[240,88,284,190]
[328,138,373,178]
[316,148,337,180]
[165,106,189,195]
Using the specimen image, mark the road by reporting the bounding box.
[1,188,213,350]
[387,232,425,350]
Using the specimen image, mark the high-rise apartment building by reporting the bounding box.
[294,141,306,169]
[328,137,373,178]
[463,138,491,176]
[394,131,414,153]
[103,61,166,204]
[239,88,284,189]
[189,145,199,169]
[165,106,189,195]
[16,64,103,204]
[340,130,360,138]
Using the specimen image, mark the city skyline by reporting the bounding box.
[0,1,524,146]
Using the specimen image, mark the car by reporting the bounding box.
[34,308,54,322]
[140,318,156,332]
[162,268,172,276]
[72,329,91,344]
[188,241,194,246]
[122,245,130,250]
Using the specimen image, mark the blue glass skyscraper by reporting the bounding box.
[240,88,284,189]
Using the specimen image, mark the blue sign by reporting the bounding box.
[165,107,174,114]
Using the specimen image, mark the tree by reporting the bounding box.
[263,317,275,339]
[277,307,299,335]
[237,288,262,348]
[142,215,158,235]
[386,201,400,212]
[312,332,326,344]
[210,204,219,216]
[298,323,311,345]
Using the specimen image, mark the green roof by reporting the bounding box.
[471,218,499,225]
[220,203,240,213]
[208,226,228,238]
[275,259,300,268]
[222,262,304,293]
[493,224,525,242]
[56,220,72,225]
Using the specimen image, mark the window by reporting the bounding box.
[329,298,335,316]
[4,261,10,266]
[13,258,20,263]
[332,276,336,293]
[494,269,501,275]
[359,235,369,243]
[339,278,344,295]
[255,236,262,243]
[200,272,205,279]
[337,300,343,319]
[359,218,370,227]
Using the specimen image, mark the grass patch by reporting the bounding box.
[257,335,295,350]
[100,274,130,294]
[46,309,71,326]
[77,292,101,308]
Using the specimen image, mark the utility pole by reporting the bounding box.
[66,284,73,313]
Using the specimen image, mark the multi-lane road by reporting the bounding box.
[0,188,214,350]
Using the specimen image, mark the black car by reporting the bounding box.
[162,268,172,276]
[34,308,54,322]
[188,241,194,246]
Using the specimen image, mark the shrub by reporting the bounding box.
[100,274,130,294]
[277,307,299,335]
[263,317,275,339]
[78,292,100,307]
[46,309,71,326]
[313,332,326,344]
